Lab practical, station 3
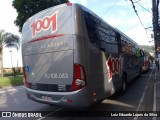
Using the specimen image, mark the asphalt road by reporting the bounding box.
[0,65,156,120]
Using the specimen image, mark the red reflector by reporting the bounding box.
[93,92,96,96]
[67,99,73,103]
[66,2,72,6]
[22,67,29,88]
[74,64,81,79]
[28,34,64,43]
[27,93,30,97]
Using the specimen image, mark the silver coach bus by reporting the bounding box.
[140,49,150,72]
[22,3,141,108]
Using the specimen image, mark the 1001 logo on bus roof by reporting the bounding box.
[30,11,58,37]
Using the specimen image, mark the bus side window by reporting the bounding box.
[116,32,122,53]
[84,12,101,49]
[84,11,118,54]
[139,49,144,64]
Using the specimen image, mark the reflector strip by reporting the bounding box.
[67,99,73,102]
[22,67,29,87]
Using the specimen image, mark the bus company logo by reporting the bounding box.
[2,112,11,117]
[106,55,121,82]
[30,11,58,37]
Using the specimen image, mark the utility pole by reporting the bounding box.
[152,0,159,57]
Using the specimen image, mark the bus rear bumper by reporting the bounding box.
[142,66,149,72]
[25,87,92,108]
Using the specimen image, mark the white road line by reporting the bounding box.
[155,69,157,80]
[134,68,154,120]
[37,108,63,120]
[0,86,24,94]
[152,83,157,120]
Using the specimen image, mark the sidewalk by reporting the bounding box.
[153,64,160,120]
[0,85,24,94]
[155,82,160,111]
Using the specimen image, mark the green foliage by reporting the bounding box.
[3,72,13,77]
[16,67,22,75]
[12,0,69,33]
[0,30,20,77]
[0,76,23,87]
[0,30,5,54]
[139,45,155,60]
[3,32,20,51]
[12,67,16,77]
[11,67,22,77]
[149,56,154,61]
[139,45,155,53]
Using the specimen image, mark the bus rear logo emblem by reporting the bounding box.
[31,11,58,37]
[106,55,121,82]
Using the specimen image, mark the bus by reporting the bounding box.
[140,49,151,72]
[22,3,142,109]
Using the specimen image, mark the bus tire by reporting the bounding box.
[121,74,127,94]
[49,104,54,107]
[138,68,141,77]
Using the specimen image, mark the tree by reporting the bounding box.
[0,31,20,77]
[139,45,155,53]
[3,32,20,51]
[12,0,69,33]
[3,32,20,77]
[0,30,5,77]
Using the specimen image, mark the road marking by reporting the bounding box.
[152,83,157,120]
[134,68,154,120]
[0,86,24,94]
[155,69,157,80]
[37,108,63,120]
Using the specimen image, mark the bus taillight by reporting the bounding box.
[22,67,29,88]
[70,64,87,91]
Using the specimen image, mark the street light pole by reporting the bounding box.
[9,50,13,68]
[152,0,159,57]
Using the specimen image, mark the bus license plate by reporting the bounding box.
[42,96,52,101]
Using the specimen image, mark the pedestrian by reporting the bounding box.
[156,59,159,70]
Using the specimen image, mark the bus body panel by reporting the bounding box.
[22,4,74,44]
[74,5,121,99]
[23,50,73,91]
[25,86,91,108]
[22,35,74,55]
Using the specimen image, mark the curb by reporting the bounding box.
[153,82,157,120]
[0,85,24,91]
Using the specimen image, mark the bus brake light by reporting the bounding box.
[70,64,87,91]
[22,67,29,88]
[144,61,147,66]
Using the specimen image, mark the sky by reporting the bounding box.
[0,0,153,68]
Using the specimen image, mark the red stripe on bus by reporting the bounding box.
[28,34,64,43]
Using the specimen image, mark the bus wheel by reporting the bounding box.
[121,75,127,94]
[138,68,141,77]
[49,104,54,107]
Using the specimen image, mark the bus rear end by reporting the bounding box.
[22,3,90,108]
[140,50,150,72]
